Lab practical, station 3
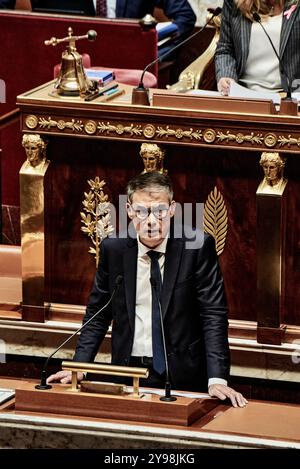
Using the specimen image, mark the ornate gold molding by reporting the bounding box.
[278,135,300,147]
[217,131,263,145]
[80,178,114,267]
[97,122,143,136]
[38,117,83,132]
[204,187,228,256]
[24,114,300,149]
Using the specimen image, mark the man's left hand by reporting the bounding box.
[208,384,248,407]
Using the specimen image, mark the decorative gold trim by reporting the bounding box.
[278,135,300,147]
[97,122,143,136]
[38,116,83,132]
[25,115,38,130]
[203,128,216,143]
[80,177,114,267]
[24,114,300,150]
[264,133,278,148]
[204,187,228,256]
[217,131,263,145]
[84,120,97,135]
[143,124,156,139]
[156,126,202,140]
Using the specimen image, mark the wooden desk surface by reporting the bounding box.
[1,377,300,449]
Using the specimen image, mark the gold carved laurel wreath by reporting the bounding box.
[204,187,228,256]
[80,177,114,266]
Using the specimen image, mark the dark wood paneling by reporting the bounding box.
[44,138,262,322]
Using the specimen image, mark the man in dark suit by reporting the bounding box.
[48,172,247,407]
[113,0,196,40]
[0,0,16,8]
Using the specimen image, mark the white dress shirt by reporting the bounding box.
[93,0,116,17]
[131,236,226,388]
[131,236,168,357]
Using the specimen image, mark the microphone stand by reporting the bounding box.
[253,12,298,116]
[151,278,177,402]
[132,7,222,106]
[35,275,123,390]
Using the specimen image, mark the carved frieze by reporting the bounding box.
[23,113,300,151]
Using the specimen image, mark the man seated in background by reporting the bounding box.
[30,1,196,56]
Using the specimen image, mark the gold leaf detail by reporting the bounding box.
[80,178,114,266]
[38,117,83,132]
[204,187,228,256]
[216,131,263,145]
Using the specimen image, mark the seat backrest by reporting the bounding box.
[0,245,22,304]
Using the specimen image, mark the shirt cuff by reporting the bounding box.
[208,377,227,388]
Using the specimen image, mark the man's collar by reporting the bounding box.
[137,235,169,257]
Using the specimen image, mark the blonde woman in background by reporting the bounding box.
[215,0,300,95]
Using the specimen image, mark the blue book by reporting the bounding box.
[85,69,115,86]
[156,22,179,41]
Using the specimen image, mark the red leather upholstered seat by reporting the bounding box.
[53,54,157,88]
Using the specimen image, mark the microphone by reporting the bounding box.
[35,275,123,390]
[252,12,291,97]
[132,7,222,105]
[150,277,177,402]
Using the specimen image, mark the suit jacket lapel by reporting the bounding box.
[161,238,183,319]
[116,0,127,17]
[240,15,251,72]
[123,238,137,332]
[280,6,299,58]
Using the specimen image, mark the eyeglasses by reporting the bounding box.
[129,204,170,220]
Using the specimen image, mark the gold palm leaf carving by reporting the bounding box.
[204,186,228,256]
[80,177,114,267]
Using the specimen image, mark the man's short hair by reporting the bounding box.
[127,171,173,203]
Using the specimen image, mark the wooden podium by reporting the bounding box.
[14,382,218,426]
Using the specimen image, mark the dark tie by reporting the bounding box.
[147,250,166,375]
[96,0,107,16]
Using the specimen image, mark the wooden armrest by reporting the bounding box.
[167,14,221,92]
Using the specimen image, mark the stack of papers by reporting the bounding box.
[0,388,15,405]
[229,82,281,105]
[187,83,300,107]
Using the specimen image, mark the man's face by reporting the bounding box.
[127,189,175,248]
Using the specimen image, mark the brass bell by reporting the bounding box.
[45,27,98,97]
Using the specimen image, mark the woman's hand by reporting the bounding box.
[217,77,235,95]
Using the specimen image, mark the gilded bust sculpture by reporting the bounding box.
[257,152,287,195]
[139,143,167,174]
[22,134,48,168]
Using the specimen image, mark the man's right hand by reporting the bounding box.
[46,370,84,384]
